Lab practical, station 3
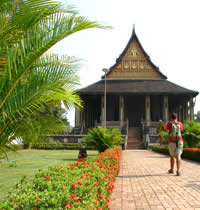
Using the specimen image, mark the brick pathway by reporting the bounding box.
[110,150,200,210]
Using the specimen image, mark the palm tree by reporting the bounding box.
[0,0,107,158]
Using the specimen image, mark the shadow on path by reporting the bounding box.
[117,173,170,178]
[144,155,168,159]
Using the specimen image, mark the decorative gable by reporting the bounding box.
[105,29,167,80]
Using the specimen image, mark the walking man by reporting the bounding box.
[166,113,183,176]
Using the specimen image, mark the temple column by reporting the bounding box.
[176,106,179,120]
[181,103,185,122]
[163,96,168,124]
[179,105,182,122]
[101,95,105,126]
[182,103,186,121]
[189,96,194,120]
[119,95,124,127]
[145,96,151,125]
[75,108,81,128]
[184,102,188,121]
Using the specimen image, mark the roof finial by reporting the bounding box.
[132,24,136,35]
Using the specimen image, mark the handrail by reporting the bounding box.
[124,119,129,150]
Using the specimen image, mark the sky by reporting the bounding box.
[52,0,200,126]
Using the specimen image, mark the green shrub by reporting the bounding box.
[182,121,200,148]
[152,145,169,155]
[83,127,121,153]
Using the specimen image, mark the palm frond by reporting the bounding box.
[0,0,108,154]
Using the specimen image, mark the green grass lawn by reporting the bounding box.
[0,149,98,201]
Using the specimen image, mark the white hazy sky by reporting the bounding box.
[53,0,200,126]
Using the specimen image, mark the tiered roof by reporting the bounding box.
[79,28,198,97]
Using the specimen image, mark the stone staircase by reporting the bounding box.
[126,127,145,149]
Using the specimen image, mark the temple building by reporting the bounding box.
[74,28,198,148]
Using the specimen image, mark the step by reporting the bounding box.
[127,145,145,149]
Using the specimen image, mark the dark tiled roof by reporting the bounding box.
[78,79,198,96]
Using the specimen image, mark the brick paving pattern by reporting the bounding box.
[110,150,200,210]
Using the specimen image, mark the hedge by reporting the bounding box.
[151,145,169,155]
[182,148,200,162]
[152,145,200,162]
[31,143,95,150]
[10,144,24,150]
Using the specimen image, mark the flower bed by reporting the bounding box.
[182,148,200,162]
[152,145,200,162]
[0,147,121,209]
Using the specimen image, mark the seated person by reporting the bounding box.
[78,146,87,159]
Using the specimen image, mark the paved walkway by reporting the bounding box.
[110,150,200,210]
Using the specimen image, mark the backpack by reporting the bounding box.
[169,121,181,142]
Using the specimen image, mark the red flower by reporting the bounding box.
[106,203,110,209]
[108,170,113,174]
[44,176,50,181]
[71,182,77,189]
[65,203,71,208]
[73,196,78,201]
[99,194,104,200]
[36,197,41,201]
[77,180,83,184]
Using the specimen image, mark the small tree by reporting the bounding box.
[83,127,121,153]
[196,111,200,122]
[182,120,200,148]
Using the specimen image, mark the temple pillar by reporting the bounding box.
[185,102,189,120]
[145,96,151,125]
[163,96,168,124]
[75,108,81,127]
[182,103,185,122]
[179,105,182,122]
[182,103,186,122]
[189,96,194,120]
[119,95,124,127]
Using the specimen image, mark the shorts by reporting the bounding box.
[168,141,183,156]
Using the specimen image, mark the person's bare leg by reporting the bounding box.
[170,156,175,171]
[176,154,181,173]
